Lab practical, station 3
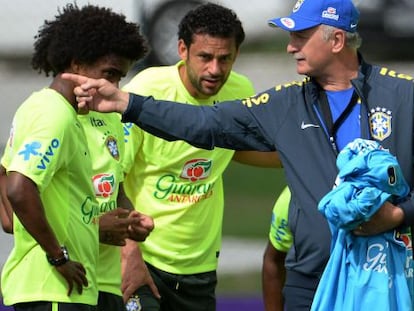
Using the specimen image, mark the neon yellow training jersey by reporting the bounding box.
[1,88,99,306]
[78,111,125,297]
[122,61,255,274]
[269,187,293,252]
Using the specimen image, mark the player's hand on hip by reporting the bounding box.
[56,260,88,296]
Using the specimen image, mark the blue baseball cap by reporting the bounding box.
[268,0,360,33]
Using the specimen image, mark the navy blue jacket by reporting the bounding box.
[122,55,414,290]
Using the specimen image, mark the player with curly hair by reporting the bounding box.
[0,4,151,311]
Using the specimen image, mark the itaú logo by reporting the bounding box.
[92,173,115,198]
[180,158,212,182]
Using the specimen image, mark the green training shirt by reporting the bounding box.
[122,61,255,274]
[78,111,125,297]
[1,88,99,306]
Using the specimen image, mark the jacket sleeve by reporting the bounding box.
[121,93,276,152]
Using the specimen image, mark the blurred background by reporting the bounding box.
[1,0,413,310]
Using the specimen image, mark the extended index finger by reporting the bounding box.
[61,73,89,85]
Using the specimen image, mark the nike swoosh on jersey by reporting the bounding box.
[301,121,320,129]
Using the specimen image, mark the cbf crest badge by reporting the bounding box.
[125,295,142,311]
[369,107,392,141]
[105,135,120,160]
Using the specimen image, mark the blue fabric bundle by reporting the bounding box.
[311,138,412,311]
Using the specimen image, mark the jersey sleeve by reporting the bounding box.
[6,95,75,192]
[269,187,293,252]
[1,140,12,169]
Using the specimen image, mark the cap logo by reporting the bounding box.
[322,7,339,21]
[292,0,304,13]
[280,17,296,29]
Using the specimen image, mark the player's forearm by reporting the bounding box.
[262,262,285,311]
[7,172,62,258]
[0,165,13,233]
[117,183,134,211]
[121,239,145,277]
[262,242,286,311]
[233,151,282,168]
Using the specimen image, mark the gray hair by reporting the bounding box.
[321,25,362,49]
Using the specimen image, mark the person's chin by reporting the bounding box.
[201,84,221,96]
[295,66,308,76]
[205,88,221,97]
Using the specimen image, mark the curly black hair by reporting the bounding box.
[178,2,245,49]
[31,3,148,76]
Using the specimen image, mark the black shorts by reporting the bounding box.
[13,301,97,311]
[125,263,217,311]
[97,291,125,311]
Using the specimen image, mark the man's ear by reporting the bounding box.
[69,59,82,73]
[234,48,240,62]
[177,39,188,60]
[331,30,346,53]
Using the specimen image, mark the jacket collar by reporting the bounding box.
[351,52,372,105]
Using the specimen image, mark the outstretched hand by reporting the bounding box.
[61,73,130,114]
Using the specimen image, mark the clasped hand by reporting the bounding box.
[99,208,154,245]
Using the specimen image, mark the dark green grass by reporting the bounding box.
[218,161,286,295]
[217,271,263,296]
[222,161,287,238]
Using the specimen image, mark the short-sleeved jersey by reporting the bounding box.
[78,111,125,296]
[122,61,255,274]
[269,187,292,252]
[1,88,99,306]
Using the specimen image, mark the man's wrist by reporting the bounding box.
[46,245,69,266]
[116,91,130,114]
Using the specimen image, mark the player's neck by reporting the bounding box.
[49,74,77,111]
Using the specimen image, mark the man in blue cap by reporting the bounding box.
[62,0,414,310]
[269,0,359,33]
